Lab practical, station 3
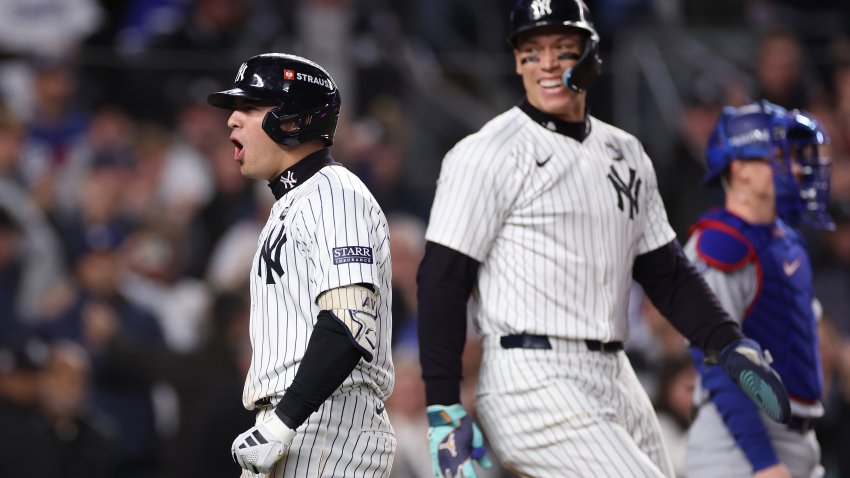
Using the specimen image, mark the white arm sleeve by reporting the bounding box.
[317,284,378,361]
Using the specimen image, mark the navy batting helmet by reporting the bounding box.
[785,109,835,230]
[507,0,602,92]
[208,53,341,147]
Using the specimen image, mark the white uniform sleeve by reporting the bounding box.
[308,180,383,296]
[637,148,676,254]
[683,233,758,323]
[425,136,524,262]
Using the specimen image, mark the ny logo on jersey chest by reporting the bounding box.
[257,207,290,284]
[258,224,287,285]
[607,166,642,220]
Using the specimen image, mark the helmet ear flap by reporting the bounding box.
[262,104,340,147]
[563,33,602,92]
[262,107,300,146]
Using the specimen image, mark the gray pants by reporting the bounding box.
[685,402,823,478]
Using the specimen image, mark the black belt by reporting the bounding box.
[254,396,274,407]
[500,335,624,353]
[786,416,816,434]
[585,339,625,352]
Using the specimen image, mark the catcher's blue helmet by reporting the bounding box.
[703,100,831,227]
[784,109,835,230]
[703,100,789,184]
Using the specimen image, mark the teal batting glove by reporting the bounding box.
[426,404,493,478]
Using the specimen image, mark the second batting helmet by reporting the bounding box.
[208,53,341,147]
[507,0,602,92]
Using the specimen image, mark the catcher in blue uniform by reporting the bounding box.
[684,100,833,478]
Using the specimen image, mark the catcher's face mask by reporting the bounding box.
[784,110,835,230]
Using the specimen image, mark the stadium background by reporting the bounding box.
[0,0,848,477]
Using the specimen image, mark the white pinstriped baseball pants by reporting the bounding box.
[474,336,675,478]
[240,390,395,478]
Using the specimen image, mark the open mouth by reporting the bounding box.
[231,138,244,161]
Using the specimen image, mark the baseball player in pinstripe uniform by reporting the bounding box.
[684,102,833,478]
[207,53,395,477]
[416,1,792,477]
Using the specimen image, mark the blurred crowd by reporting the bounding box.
[0,0,849,477]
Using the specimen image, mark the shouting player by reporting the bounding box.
[208,53,395,477]
[416,1,791,477]
[684,102,832,478]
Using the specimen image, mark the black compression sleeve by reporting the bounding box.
[632,240,743,353]
[417,242,480,405]
[274,311,362,429]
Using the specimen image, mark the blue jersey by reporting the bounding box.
[690,209,822,402]
[685,208,823,471]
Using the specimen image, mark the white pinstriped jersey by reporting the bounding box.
[426,106,676,342]
[243,163,394,409]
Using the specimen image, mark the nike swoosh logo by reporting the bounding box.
[376,405,385,415]
[536,155,552,167]
[783,258,802,276]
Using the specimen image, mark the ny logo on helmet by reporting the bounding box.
[530,0,552,19]
[235,63,247,83]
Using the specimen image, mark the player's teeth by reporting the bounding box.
[540,79,561,88]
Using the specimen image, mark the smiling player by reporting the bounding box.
[416,2,791,477]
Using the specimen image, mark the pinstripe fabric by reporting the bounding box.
[425,107,677,476]
[244,164,394,408]
[475,337,674,477]
[426,107,675,342]
[241,390,396,478]
[241,163,395,476]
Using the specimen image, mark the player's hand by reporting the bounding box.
[717,338,791,424]
[231,413,296,474]
[426,404,493,478]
